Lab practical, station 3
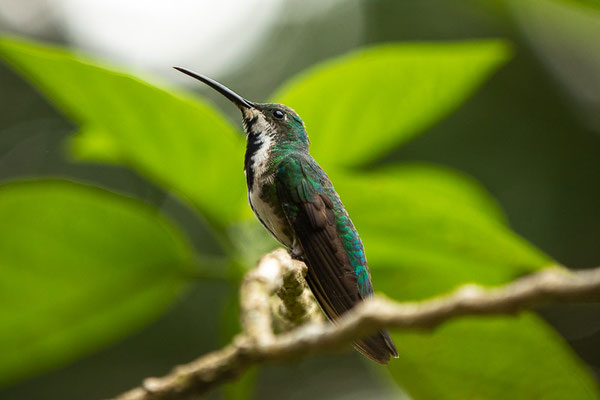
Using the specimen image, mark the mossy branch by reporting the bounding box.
[110,249,600,400]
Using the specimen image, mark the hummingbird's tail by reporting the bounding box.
[301,248,399,364]
[354,328,398,365]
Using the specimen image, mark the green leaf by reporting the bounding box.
[0,180,193,387]
[219,284,259,400]
[562,0,600,12]
[0,36,246,227]
[69,125,126,164]
[335,164,550,300]
[272,41,511,168]
[390,315,599,400]
[334,165,599,399]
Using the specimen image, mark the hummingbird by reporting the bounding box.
[175,67,398,364]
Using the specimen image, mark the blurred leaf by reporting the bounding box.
[390,315,599,400]
[563,0,600,12]
[336,164,550,299]
[335,165,599,399]
[0,180,193,387]
[222,367,259,400]
[219,284,259,400]
[0,36,246,227]
[272,41,511,168]
[69,125,125,164]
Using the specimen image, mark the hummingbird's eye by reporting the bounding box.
[273,109,285,120]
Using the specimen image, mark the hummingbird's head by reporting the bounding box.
[174,67,309,148]
[240,103,309,148]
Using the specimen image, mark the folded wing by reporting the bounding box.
[275,155,398,364]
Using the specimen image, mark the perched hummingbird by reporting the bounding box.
[175,67,398,364]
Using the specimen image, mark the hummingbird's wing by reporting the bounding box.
[276,156,398,364]
[275,156,360,320]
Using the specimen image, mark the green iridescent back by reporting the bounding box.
[269,148,373,298]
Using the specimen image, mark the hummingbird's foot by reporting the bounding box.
[290,240,304,261]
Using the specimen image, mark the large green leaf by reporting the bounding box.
[272,41,511,168]
[390,315,599,400]
[0,180,193,387]
[334,165,599,399]
[336,164,550,299]
[563,0,600,12]
[0,36,246,227]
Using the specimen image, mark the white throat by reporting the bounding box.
[251,133,272,179]
[243,108,275,184]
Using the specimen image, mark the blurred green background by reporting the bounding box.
[1,0,599,399]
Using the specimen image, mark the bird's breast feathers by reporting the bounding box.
[248,180,293,248]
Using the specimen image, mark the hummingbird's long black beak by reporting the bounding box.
[174,67,255,109]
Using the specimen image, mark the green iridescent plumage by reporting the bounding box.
[275,154,372,297]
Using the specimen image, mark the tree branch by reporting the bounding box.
[109,249,600,400]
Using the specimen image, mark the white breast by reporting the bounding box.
[248,186,293,248]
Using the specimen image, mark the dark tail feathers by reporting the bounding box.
[354,328,398,364]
